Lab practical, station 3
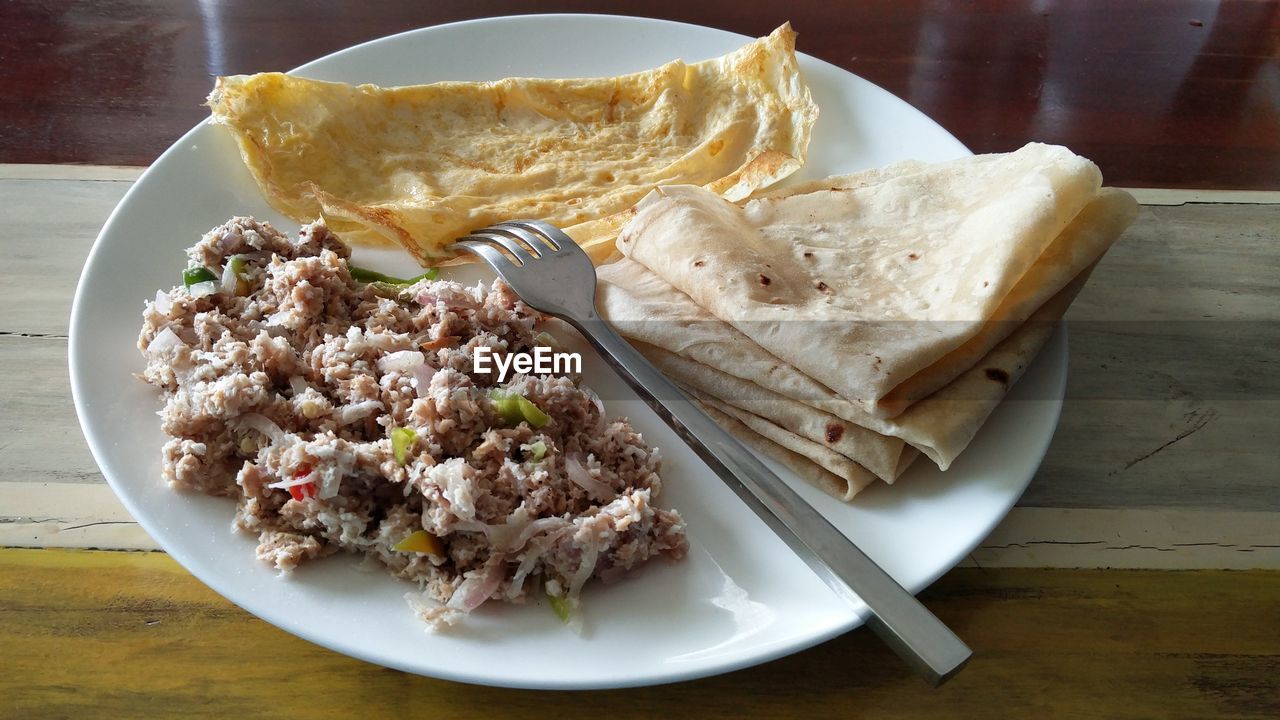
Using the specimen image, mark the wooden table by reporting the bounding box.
[2,2,1277,718]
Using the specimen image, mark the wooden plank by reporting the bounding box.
[2,548,1276,719]
[4,480,1278,568]
[2,2,1279,190]
[1122,188,1280,206]
[0,482,154,551]
[0,337,103,486]
[0,164,143,181]
[965,508,1280,570]
[1024,201,1280,510]
[1,177,127,336]
[1,174,1276,525]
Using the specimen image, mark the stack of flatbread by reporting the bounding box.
[598,143,1137,499]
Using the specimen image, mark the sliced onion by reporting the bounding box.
[266,471,316,490]
[449,557,506,611]
[377,350,425,374]
[338,400,382,425]
[153,289,173,315]
[565,454,613,502]
[305,442,354,500]
[567,540,600,601]
[146,326,185,355]
[450,519,489,534]
[217,228,241,252]
[234,413,286,444]
[188,280,217,298]
[507,544,547,600]
[288,376,310,396]
[582,385,607,433]
[412,364,437,397]
[481,510,532,550]
[220,262,239,294]
[417,289,479,311]
[488,515,571,553]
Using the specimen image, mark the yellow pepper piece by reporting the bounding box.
[391,426,416,464]
[393,530,443,556]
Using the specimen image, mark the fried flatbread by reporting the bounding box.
[207,24,818,264]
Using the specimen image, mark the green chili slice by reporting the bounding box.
[548,594,572,623]
[487,389,550,429]
[183,266,217,287]
[349,266,439,285]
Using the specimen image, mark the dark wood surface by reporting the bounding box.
[1,0,1277,189]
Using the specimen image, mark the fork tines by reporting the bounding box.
[456,220,567,266]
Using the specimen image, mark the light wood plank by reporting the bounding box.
[0,337,103,486]
[965,508,1280,569]
[0,482,155,550]
[0,164,144,181]
[3,177,1277,551]
[2,549,1276,719]
[5,481,1276,568]
[1121,187,1280,205]
[1024,201,1280,510]
[2,177,128,336]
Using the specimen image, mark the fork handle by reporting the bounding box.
[567,314,972,686]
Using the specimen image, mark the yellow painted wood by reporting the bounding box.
[2,549,1277,719]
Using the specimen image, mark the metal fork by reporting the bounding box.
[453,220,972,686]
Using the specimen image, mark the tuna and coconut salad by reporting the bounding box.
[137,217,688,628]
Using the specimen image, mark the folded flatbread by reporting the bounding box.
[599,144,1136,496]
[636,340,911,482]
[696,402,874,502]
[207,24,817,263]
[602,264,1090,470]
[615,143,1136,418]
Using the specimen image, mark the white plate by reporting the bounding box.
[70,15,1064,689]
